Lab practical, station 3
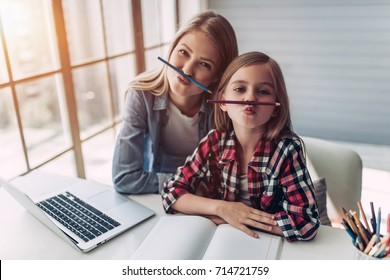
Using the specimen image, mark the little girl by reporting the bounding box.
[162,51,320,242]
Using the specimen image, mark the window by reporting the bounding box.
[141,0,176,69]
[0,0,181,181]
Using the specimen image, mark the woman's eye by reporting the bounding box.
[200,62,211,70]
[178,49,189,56]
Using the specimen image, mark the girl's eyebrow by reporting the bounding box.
[231,80,274,88]
[230,80,248,85]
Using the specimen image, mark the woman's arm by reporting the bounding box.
[112,90,159,194]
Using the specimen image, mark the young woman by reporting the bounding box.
[162,52,320,242]
[112,11,238,194]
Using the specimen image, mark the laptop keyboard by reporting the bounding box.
[37,192,121,242]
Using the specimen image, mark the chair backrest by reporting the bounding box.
[302,136,363,226]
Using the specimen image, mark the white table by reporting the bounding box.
[0,172,356,260]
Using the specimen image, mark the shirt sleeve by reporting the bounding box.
[273,138,320,242]
[112,89,159,194]
[161,130,217,212]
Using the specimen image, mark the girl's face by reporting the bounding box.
[221,64,277,133]
[167,31,220,97]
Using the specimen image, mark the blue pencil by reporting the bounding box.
[376,207,381,244]
[370,202,377,234]
[157,57,213,94]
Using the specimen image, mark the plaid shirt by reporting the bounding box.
[162,129,320,242]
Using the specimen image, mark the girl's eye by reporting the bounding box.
[257,89,270,95]
[234,87,246,93]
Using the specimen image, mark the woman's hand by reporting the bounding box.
[215,201,278,238]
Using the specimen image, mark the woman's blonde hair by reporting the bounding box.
[128,10,238,95]
[214,51,296,141]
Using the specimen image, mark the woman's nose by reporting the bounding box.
[182,61,195,77]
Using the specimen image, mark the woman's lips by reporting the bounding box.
[177,75,190,86]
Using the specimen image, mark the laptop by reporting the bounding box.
[0,172,155,252]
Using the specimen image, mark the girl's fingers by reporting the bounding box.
[248,212,277,226]
[248,219,274,232]
[237,224,259,238]
[250,209,275,219]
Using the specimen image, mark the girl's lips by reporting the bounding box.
[243,106,256,115]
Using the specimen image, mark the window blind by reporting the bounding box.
[210,0,390,145]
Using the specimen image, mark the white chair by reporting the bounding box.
[303,136,363,227]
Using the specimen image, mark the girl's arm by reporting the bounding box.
[275,139,320,241]
[171,193,278,238]
[162,130,278,238]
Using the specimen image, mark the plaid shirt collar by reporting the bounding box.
[219,130,273,174]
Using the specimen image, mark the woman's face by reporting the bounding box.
[167,31,221,97]
[221,64,277,133]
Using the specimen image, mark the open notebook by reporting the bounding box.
[131,215,283,260]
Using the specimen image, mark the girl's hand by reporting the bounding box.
[202,215,226,225]
[216,201,279,238]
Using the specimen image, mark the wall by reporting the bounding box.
[210,0,390,145]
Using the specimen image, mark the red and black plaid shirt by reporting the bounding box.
[162,129,320,241]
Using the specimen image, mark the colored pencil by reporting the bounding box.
[376,207,381,243]
[157,56,212,94]
[207,100,280,106]
[370,202,377,234]
[357,201,371,234]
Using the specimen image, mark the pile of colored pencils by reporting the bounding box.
[341,202,389,258]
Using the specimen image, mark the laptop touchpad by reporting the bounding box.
[89,190,127,211]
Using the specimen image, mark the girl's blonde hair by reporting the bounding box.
[214,51,296,141]
[128,10,238,96]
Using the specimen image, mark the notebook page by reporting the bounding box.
[131,215,216,259]
[202,224,283,260]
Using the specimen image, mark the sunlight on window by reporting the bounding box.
[0,87,27,179]
[15,74,72,168]
[0,0,59,80]
[141,0,176,49]
[0,0,181,181]
[62,0,105,64]
[102,0,135,56]
[108,54,136,119]
[0,38,9,84]
[72,62,111,139]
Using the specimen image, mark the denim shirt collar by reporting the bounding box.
[153,93,169,111]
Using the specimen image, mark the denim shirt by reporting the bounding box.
[112,89,214,194]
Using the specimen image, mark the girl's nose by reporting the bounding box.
[244,89,256,101]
